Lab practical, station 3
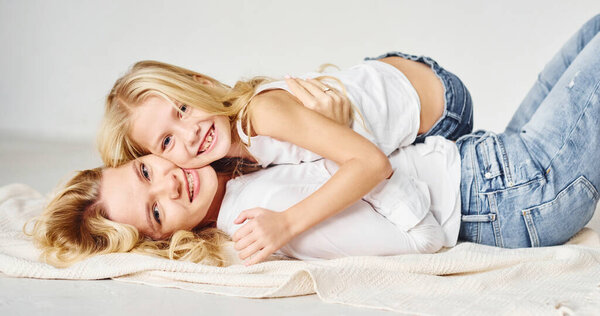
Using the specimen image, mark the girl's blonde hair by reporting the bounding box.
[26,168,231,268]
[98,60,270,168]
[98,60,359,170]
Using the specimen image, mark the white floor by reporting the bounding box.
[0,274,401,316]
[1,134,599,315]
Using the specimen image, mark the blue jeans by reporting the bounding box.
[458,14,600,248]
[364,51,473,143]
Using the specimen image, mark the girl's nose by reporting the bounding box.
[184,123,201,145]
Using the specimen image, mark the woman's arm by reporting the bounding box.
[231,90,392,265]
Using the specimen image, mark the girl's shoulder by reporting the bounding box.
[246,88,304,133]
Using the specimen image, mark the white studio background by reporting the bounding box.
[1,0,599,143]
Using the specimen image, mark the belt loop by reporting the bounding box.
[491,133,514,186]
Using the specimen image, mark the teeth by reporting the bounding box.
[199,127,215,153]
[186,171,194,201]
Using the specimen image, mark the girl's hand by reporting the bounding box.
[232,208,294,266]
[285,76,352,126]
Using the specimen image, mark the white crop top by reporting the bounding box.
[237,59,421,167]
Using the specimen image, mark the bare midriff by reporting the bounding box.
[377,56,445,135]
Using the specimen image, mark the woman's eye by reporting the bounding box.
[152,204,161,224]
[140,163,150,180]
[162,135,172,149]
[178,104,188,119]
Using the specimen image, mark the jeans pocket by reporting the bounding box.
[521,176,599,247]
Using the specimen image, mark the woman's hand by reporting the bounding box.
[285,76,352,126]
[232,208,295,266]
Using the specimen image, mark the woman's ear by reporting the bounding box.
[193,75,214,87]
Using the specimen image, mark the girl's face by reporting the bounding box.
[129,96,233,168]
[100,154,218,240]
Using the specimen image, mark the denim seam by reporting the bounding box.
[470,138,483,243]
[484,177,545,194]
[522,211,540,247]
[523,176,598,213]
[446,112,462,121]
[580,176,600,200]
[417,67,460,140]
[494,134,514,185]
[461,213,496,222]
[435,68,450,123]
[476,133,516,185]
[441,73,466,124]
[417,116,457,140]
[460,83,468,118]
[583,176,600,200]
[487,193,504,247]
[474,133,491,177]
[474,133,502,179]
[520,175,597,247]
[545,79,600,171]
[481,143,494,177]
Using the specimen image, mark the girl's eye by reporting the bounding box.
[140,163,150,180]
[162,135,172,150]
[152,203,161,224]
[177,104,188,119]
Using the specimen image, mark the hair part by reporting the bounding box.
[26,168,231,268]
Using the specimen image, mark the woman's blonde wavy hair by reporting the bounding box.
[26,168,231,268]
[98,60,358,170]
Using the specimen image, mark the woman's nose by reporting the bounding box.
[156,171,181,200]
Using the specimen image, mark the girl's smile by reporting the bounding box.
[129,95,234,169]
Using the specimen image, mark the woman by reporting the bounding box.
[32,14,600,267]
[100,137,458,264]
[32,135,459,267]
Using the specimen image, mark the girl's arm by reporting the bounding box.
[231,89,393,265]
[285,77,352,126]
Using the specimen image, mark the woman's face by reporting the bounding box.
[100,154,218,240]
[129,95,233,168]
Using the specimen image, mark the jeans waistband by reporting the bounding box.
[364,51,474,142]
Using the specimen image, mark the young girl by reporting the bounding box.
[98,52,473,265]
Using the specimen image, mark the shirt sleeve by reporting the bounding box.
[278,201,445,260]
[361,169,432,232]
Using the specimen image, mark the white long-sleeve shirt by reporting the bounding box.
[216,136,461,260]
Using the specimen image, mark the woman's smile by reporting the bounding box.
[183,168,201,202]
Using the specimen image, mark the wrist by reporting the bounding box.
[282,207,305,237]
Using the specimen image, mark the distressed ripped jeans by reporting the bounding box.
[458,14,600,248]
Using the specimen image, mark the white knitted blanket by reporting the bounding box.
[1,183,599,315]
